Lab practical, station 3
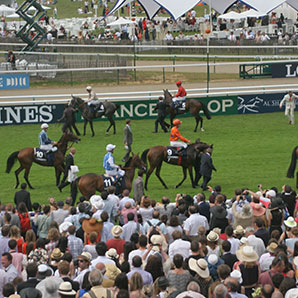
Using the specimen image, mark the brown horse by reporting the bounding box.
[141,141,211,190]
[6,132,80,189]
[163,89,211,132]
[287,146,298,187]
[77,153,146,199]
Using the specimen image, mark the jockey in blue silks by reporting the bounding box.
[39,123,57,152]
[103,144,125,178]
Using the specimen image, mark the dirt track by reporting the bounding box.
[1,77,298,99]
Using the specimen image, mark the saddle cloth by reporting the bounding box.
[175,101,186,111]
[102,175,116,189]
[34,148,47,161]
[166,146,187,162]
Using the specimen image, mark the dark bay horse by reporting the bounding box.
[141,141,211,190]
[70,96,120,137]
[77,153,146,199]
[163,89,211,132]
[287,146,298,187]
[6,132,80,189]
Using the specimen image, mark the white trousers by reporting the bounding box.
[172,96,185,103]
[170,141,187,148]
[106,169,125,177]
[285,104,295,124]
[40,144,57,152]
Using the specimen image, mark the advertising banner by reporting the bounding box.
[272,62,298,78]
[0,74,30,90]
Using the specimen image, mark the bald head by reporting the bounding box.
[225,277,238,292]
[125,202,131,209]
[70,148,76,155]
[95,262,106,275]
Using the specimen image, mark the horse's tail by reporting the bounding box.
[141,149,149,164]
[6,151,19,173]
[287,146,298,178]
[199,101,211,120]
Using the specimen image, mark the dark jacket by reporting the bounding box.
[200,153,216,177]
[281,191,296,216]
[198,201,210,222]
[17,278,39,293]
[221,253,238,271]
[209,205,228,232]
[154,101,168,117]
[14,189,32,211]
[254,228,270,247]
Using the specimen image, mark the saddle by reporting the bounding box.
[34,148,55,165]
[166,146,187,162]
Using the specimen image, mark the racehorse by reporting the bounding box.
[163,89,211,132]
[77,153,146,199]
[141,141,211,190]
[69,95,120,137]
[6,132,80,189]
[286,146,298,187]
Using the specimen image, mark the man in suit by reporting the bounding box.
[14,183,32,211]
[122,119,133,162]
[195,193,210,222]
[58,147,78,205]
[133,170,145,204]
[17,262,39,293]
[153,96,170,133]
[200,147,216,191]
[221,240,238,271]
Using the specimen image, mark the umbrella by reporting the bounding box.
[218,11,243,20]
[107,17,136,26]
[239,9,267,18]
[0,4,16,16]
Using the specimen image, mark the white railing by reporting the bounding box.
[0,84,297,105]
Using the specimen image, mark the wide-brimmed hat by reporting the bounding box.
[50,248,64,260]
[211,205,227,219]
[105,264,121,280]
[285,288,298,298]
[188,258,209,279]
[105,248,119,259]
[234,225,244,236]
[90,195,104,210]
[240,237,248,245]
[112,225,123,238]
[82,218,103,234]
[35,276,63,298]
[58,282,76,296]
[236,246,258,262]
[284,216,297,228]
[266,242,278,253]
[250,202,266,217]
[77,252,92,262]
[37,264,53,280]
[230,270,243,284]
[212,228,221,237]
[156,276,169,288]
[207,231,219,242]
[269,197,284,210]
[150,235,168,252]
[241,204,253,217]
[293,256,298,267]
[59,221,72,234]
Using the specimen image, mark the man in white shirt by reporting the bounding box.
[119,189,135,211]
[1,253,18,283]
[280,91,298,125]
[74,252,91,287]
[169,231,191,260]
[183,206,209,240]
[122,213,144,241]
[246,227,265,258]
[225,225,240,255]
[91,242,115,269]
[128,235,148,266]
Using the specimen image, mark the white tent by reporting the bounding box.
[107,17,136,26]
[218,11,242,20]
[28,5,51,11]
[239,9,267,18]
[286,0,298,11]
[241,0,286,14]
[0,4,15,16]
[201,0,235,14]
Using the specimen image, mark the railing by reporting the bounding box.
[0,83,297,105]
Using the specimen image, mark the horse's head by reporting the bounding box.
[163,89,172,103]
[60,131,81,144]
[193,141,210,153]
[70,95,84,108]
[131,153,147,172]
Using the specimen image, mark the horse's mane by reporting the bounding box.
[124,157,132,167]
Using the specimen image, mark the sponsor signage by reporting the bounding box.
[0,74,30,89]
[272,62,298,78]
[237,93,287,114]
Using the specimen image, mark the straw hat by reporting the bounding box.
[284,217,297,228]
[82,218,103,234]
[77,252,92,262]
[105,264,121,280]
[150,235,168,252]
[250,202,266,217]
[58,282,76,296]
[50,248,64,260]
[188,258,209,279]
[207,231,219,242]
[236,246,258,262]
[112,225,123,238]
[240,237,248,245]
[233,225,244,236]
[266,242,278,254]
[105,248,119,259]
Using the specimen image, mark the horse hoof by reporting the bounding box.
[175,185,179,189]
[200,128,205,132]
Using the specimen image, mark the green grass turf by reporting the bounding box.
[1,111,297,205]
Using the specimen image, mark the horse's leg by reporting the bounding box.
[188,166,196,188]
[89,120,95,137]
[199,116,204,132]
[155,163,168,189]
[193,115,200,132]
[14,165,24,189]
[55,167,63,186]
[72,123,81,136]
[175,167,187,188]
[106,123,113,134]
[24,165,34,189]
[83,119,87,136]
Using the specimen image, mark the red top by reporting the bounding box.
[175,86,187,97]
[170,126,189,143]
[107,238,126,256]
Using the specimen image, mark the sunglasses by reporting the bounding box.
[78,259,87,263]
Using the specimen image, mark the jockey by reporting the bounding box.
[103,144,125,178]
[39,123,57,152]
[172,81,187,110]
[86,86,103,116]
[169,119,190,149]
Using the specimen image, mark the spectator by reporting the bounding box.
[34,205,52,239]
[1,252,18,282]
[67,225,83,259]
[14,183,32,211]
[127,256,153,285]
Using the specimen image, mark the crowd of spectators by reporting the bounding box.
[1,181,298,298]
